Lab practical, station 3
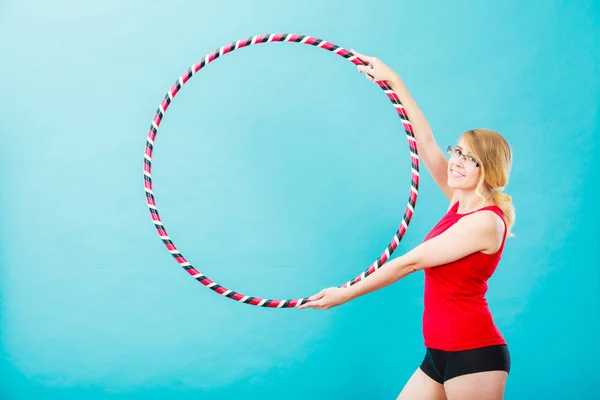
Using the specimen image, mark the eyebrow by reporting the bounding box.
[455,146,476,157]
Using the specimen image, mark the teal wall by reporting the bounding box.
[1,0,598,398]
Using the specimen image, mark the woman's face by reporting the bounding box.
[447,138,482,190]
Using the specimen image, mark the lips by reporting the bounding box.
[450,168,465,178]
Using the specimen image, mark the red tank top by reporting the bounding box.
[422,202,507,351]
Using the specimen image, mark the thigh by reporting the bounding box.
[444,370,508,400]
[396,368,447,400]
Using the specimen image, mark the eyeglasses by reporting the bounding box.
[447,146,480,168]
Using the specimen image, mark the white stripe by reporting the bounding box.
[407,202,414,212]
[295,298,304,307]
[223,289,232,296]
[144,154,151,162]
[152,219,161,225]
[411,168,420,177]
[147,136,154,145]
[267,34,275,42]
[333,47,343,53]
[406,135,416,142]
[207,282,216,288]
[385,248,390,258]
[158,104,164,114]
[257,299,267,306]
[204,54,210,65]
[402,219,408,229]
[143,170,151,177]
[219,46,225,56]
[192,272,202,278]
[394,235,400,245]
[317,40,327,47]
[361,271,366,279]
[168,89,173,99]
[144,187,153,194]
[147,203,157,210]
[160,235,169,240]
[277,300,285,308]
[284,34,292,41]
[410,153,420,161]
[191,63,197,74]
[181,261,190,267]
[151,121,158,131]
[178,77,183,87]
[348,55,357,62]
[241,295,250,302]
[251,36,258,45]
[169,249,179,254]
[411,186,418,195]
[300,36,310,43]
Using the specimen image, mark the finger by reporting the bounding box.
[297,296,322,309]
[350,49,373,62]
[309,291,326,301]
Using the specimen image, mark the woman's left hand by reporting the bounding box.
[297,287,352,310]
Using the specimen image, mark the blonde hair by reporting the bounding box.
[461,128,516,237]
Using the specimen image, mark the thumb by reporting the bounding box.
[350,49,373,64]
[309,290,326,301]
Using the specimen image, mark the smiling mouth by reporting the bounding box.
[450,169,465,178]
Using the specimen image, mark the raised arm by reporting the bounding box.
[353,51,453,200]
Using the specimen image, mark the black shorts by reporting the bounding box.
[419,344,511,384]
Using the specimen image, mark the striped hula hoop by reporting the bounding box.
[144,33,419,308]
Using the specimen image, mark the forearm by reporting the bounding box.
[387,75,436,146]
[345,254,418,301]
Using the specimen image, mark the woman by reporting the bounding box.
[299,51,515,400]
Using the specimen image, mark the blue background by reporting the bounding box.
[1,0,598,399]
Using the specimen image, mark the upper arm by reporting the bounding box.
[417,137,454,200]
[404,211,505,270]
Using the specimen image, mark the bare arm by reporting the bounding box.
[299,210,504,309]
[387,75,453,200]
[353,51,453,200]
[344,210,504,301]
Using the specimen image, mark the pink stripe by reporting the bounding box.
[170,83,179,97]
[148,129,156,142]
[272,33,285,41]
[160,99,169,113]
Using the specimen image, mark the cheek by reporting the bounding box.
[467,169,481,186]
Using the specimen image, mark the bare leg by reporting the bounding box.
[397,368,447,400]
[444,371,508,400]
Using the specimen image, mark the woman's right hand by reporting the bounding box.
[351,49,399,83]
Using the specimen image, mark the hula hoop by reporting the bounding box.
[144,34,419,308]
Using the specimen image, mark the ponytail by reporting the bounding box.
[492,188,515,238]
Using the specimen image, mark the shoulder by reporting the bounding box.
[459,210,505,253]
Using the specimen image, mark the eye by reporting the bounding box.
[455,149,463,157]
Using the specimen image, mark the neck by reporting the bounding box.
[454,189,494,213]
